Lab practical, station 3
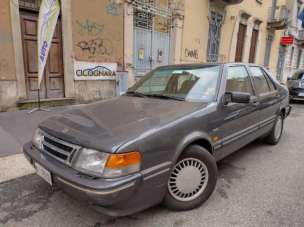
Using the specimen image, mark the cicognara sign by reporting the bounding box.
[74,61,117,80]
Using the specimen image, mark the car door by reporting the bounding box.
[214,65,260,160]
[248,66,280,133]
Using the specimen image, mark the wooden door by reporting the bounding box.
[249,29,259,63]
[235,23,247,62]
[20,10,64,100]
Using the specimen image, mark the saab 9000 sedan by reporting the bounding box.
[24,63,291,217]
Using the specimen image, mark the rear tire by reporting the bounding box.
[264,114,284,145]
[163,145,217,211]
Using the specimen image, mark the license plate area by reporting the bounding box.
[35,162,53,186]
[298,93,304,97]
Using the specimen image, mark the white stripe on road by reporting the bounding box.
[0,154,35,184]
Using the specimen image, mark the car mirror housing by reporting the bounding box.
[224,92,251,105]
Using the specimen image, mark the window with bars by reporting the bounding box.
[19,0,41,11]
[133,0,170,33]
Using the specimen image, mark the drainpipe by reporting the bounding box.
[271,0,277,20]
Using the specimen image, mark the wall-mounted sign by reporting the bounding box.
[138,48,145,60]
[280,36,294,45]
[74,61,117,80]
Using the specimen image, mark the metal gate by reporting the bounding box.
[133,0,172,79]
[207,11,223,63]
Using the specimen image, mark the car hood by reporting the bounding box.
[39,96,207,152]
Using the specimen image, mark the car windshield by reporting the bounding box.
[127,65,221,102]
[292,71,304,80]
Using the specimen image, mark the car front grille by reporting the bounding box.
[41,132,81,165]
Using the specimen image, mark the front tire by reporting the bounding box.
[264,114,284,145]
[163,145,217,211]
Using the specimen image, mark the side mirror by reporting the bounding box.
[224,92,251,105]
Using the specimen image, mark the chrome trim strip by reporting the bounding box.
[141,161,172,176]
[57,177,135,195]
[143,168,170,181]
[215,115,277,148]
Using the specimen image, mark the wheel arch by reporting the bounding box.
[173,132,214,164]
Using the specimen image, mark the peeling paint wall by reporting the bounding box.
[72,0,124,66]
[0,0,16,81]
[71,0,124,101]
[0,0,18,111]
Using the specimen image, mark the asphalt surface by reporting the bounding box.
[0,105,84,157]
[1,103,304,227]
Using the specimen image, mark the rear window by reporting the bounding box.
[249,67,271,94]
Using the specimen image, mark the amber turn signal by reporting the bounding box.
[106,152,141,169]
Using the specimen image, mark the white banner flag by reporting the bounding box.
[37,0,60,89]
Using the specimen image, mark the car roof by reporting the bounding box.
[157,62,264,69]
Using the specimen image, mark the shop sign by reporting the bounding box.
[280,36,294,45]
[74,61,117,80]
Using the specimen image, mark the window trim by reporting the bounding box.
[248,66,277,96]
[260,68,277,91]
[226,65,256,96]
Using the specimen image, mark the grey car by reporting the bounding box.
[23,63,291,217]
[287,69,304,100]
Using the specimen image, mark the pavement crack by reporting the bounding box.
[0,174,54,225]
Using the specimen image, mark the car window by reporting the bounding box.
[129,66,221,102]
[226,66,254,95]
[261,69,276,91]
[249,67,271,94]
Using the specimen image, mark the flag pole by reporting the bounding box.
[28,85,50,114]
[28,0,60,114]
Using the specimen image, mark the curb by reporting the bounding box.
[0,154,35,184]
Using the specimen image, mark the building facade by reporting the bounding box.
[0,0,296,111]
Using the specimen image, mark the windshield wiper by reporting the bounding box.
[145,94,185,101]
[125,91,147,98]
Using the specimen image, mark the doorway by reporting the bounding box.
[133,0,171,80]
[19,7,65,100]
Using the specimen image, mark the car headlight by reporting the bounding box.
[73,149,141,178]
[74,148,109,177]
[32,128,44,150]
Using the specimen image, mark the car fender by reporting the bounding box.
[172,131,214,165]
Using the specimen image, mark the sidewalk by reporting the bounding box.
[0,104,85,157]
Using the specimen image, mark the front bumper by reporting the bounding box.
[23,142,169,216]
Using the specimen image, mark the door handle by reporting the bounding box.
[250,97,260,107]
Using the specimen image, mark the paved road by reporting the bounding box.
[0,105,84,157]
[1,104,304,227]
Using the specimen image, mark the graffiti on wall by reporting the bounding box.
[105,0,121,16]
[72,0,123,66]
[76,38,113,57]
[76,19,104,36]
[185,48,199,59]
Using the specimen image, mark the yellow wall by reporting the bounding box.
[221,0,272,63]
[180,0,277,65]
[180,0,209,63]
